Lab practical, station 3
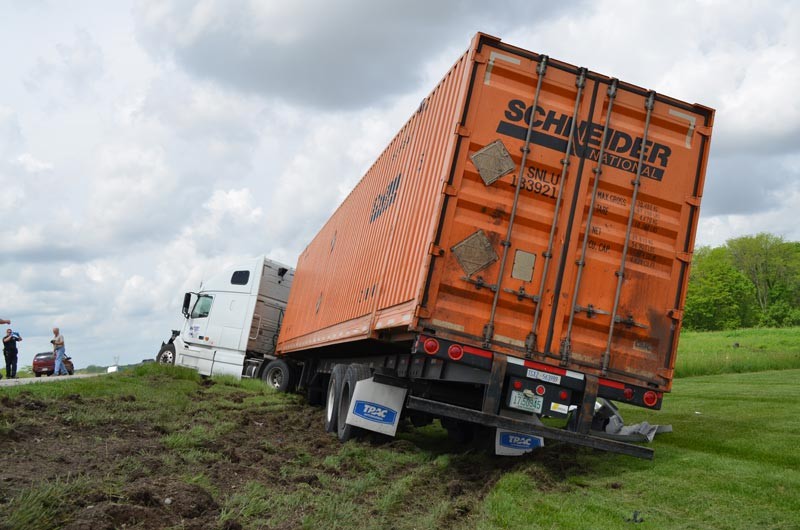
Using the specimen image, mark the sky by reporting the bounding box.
[1,0,798,369]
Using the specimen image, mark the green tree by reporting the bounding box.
[727,234,800,325]
[684,246,757,330]
[727,233,788,312]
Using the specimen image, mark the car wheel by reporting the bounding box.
[336,364,372,442]
[261,359,293,392]
[35,372,42,378]
[325,365,347,433]
[67,369,74,376]
[157,344,176,365]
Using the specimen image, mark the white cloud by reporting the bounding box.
[0,106,23,157]
[132,0,578,108]
[0,0,798,369]
[193,187,264,237]
[14,153,53,173]
[24,28,105,97]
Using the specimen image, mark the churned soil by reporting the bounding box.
[0,380,340,529]
[0,374,573,529]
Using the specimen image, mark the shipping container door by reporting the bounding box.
[549,85,712,390]
[424,42,602,355]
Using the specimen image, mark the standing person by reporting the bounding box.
[51,327,68,376]
[3,329,22,379]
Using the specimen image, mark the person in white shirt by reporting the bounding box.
[52,327,69,376]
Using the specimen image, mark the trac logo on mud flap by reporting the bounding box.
[353,400,398,425]
[499,433,544,450]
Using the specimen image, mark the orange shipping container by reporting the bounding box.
[277,33,714,396]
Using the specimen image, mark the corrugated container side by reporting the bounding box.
[277,47,473,351]
[277,33,714,395]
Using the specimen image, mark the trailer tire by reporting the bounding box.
[157,343,176,365]
[325,365,347,433]
[262,359,293,392]
[336,364,372,442]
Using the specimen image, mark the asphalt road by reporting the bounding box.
[0,373,105,388]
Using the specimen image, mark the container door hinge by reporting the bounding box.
[685,196,701,207]
[657,367,674,380]
[574,304,610,318]
[428,243,445,257]
[502,285,539,302]
[415,307,431,319]
[443,184,458,197]
[473,52,488,65]
[524,332,537,358]
[558,338,571,366]
[454,124,471,137]
[614,314,648,329]
[695,125,712,137]
[668,308,684,321]
[462,276,498,292]
[676,252,692,264]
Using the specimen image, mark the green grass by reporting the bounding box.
[3,347,800,529]
[676,327,800,377]
[475,369,800,529]
[3,476,122,530]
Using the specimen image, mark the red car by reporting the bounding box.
[32,351,74,377]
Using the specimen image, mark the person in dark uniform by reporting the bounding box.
[3,328,22,379]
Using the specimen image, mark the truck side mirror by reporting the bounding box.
[182,292,192,317]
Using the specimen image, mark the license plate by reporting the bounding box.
[509,390,543,413]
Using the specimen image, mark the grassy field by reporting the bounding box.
[1,361,798,529]
[675,326,800,377]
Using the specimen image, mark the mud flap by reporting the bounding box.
[495,429,544,456]
[345,378,407,436]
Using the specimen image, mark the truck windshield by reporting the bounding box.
[191,295,213,319]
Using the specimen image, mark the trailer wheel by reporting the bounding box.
[262,359,293,392]
[157,343,176,365]
[337,364,372,442]
[325,365,346,433]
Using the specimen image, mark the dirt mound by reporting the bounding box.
[1,393,46,410]
[64,479,219,530]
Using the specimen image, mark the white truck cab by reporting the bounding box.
[158,256,294,378]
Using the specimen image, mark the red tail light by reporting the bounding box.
[513,380,523,390]
[643,391,658,407]
[535,385,545,396]
[447,344,464,361]
[623,388,634,400]
[423,338,439,355]
[559,390,568,401]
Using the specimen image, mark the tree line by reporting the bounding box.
[683,233,800,331]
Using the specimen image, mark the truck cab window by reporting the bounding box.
[191,295,213,318]
[231,270,250,285]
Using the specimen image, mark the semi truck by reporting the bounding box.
[158,33,714,459]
